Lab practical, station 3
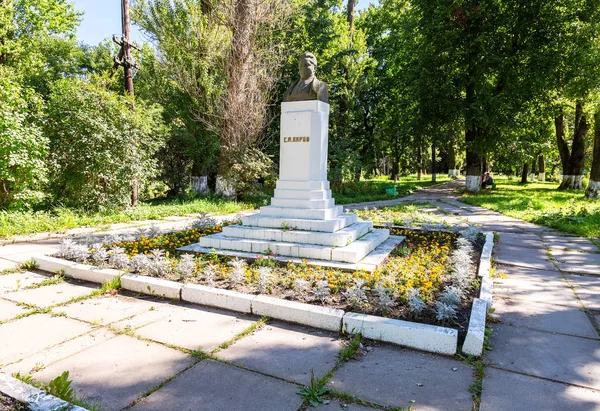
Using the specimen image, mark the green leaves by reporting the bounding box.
[297,369,330,407]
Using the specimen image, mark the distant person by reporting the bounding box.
[482,172,494,189]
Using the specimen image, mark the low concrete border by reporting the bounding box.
[343,312,458,355]
[35,255,121,285]
[462,231,495,356]
[34,239,490,357]
[0,373,88,411]
[252,295,344,332]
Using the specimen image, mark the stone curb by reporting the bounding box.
[35,255,121,284]
[0,373,88,411]
[342,312,458,355]
[462,298,488,356]
[462,231,495,356]
[181,283,254,314]
[252,295,344,332]
[35,255,481,356]
[120,274,182,300]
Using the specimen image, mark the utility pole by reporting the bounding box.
[113,0,141,207]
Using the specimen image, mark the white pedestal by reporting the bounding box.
[191,100,391,266]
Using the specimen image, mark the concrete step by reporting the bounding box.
[273,188,332,200]
[197,228,390,263]
[276,180,330,191]
[179,235,405,273]
[259,205,343,220]
[221,221,373,247]
[242,213,358,233]
[270,197,335,209]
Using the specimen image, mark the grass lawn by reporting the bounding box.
[0,174,450,238]
[460,175,600,240]
[332,174,451,204]
[0,196,260,238]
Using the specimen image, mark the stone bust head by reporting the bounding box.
[283,52,329,103]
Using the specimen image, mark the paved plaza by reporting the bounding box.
[0,180,599,410]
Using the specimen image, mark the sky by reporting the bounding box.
[73,0,378,46]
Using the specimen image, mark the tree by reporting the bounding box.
[586,109,600,197]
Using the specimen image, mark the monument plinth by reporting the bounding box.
[181,53,398,270]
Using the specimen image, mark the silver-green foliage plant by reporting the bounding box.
[229,259,247,284]
[293,278,310,297]
[257,267,273,293]
[147,249,169,277]
[435,301,457,321]
[312,280,331,302]
[373,282,395,313]
[407,287,426,314]
[343,278,368,308]
[90,244,109,265]
[108,247,130,269]
[44,76,167,211]
[176,254,197,277]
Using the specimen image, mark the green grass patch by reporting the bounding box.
[0,195,262,238]
[461,175,600,240]
[332,175,451,204]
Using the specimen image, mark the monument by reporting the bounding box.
[181,53,398,270]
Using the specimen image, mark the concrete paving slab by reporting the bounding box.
[2,327,115,375]
[0,271,49,294]
[0,299,28,322]
[33,334,193,411]
[546,239,599,253]
[486,323,600,390]
[0,243,59,263]
[218,322,342,385]
[494,232,545,249]
[134,304,256,352]
[494,244,555,270]
[3,281,98,308]
[111,305,173,332]
[494,273,580,307]
[496,264,564,281]
[59,294,159,325]
[566,275,600,311]
[327,345,473,411]
[0,258,17,271]
[318,400,376,410]
[480,367,600,411]
[131,359,304,411]
[552,250,600,275]
[0,314,92,367]
[492,297,598,339]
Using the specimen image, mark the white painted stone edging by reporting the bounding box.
[252,295,344,332]
[35,255,121,285]
[120,274,182,300]
[0,373,88,411]
[462,298,488,356]
[36,254,485,356]
[343,312,458,355]
[463,231,495,356]
[182,284,254,314]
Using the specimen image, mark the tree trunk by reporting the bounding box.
[447,138,458,178]
[586,110,600,198]
[431,142,437,183]
[538,155,546,182]
[465,78,482,192]
[521,163,529,184]
[559,100,588,190]
[555,112,570,176]
[417,145,422,181]
[347,0,355,45]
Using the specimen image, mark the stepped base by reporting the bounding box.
[221,221,373,247]
[179,236,405,273]
[196,228,389,263]
[242,213,358,233]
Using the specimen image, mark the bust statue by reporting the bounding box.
[283,52,329,103]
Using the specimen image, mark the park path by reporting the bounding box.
[0,180,599,410]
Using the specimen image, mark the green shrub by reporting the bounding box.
[0,66,48,209]
[45,76,167,211]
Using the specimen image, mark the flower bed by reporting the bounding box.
[54,210,484,340]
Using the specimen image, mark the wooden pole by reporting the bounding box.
[121,0,138,206]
